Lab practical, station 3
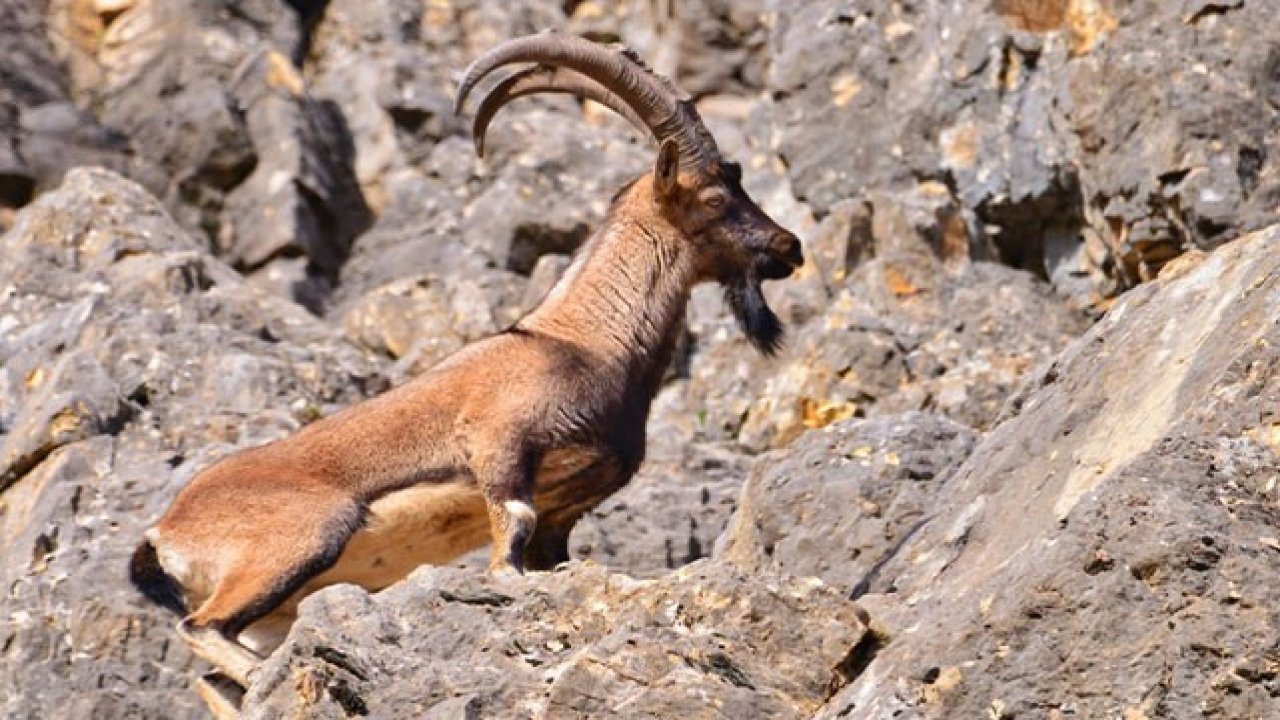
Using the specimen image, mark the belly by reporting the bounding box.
[289,449,606,593]
[302,480,491,594]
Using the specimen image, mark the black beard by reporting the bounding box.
[725,276,784,356]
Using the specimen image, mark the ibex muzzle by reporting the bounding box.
[131,31,802,717]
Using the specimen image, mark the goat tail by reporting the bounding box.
[129,538,188,617]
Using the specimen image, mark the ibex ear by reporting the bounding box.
[653,138,680,199]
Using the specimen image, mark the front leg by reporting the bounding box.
[476,447,537,576]
[523,455,631,571]
[523,520,573,571]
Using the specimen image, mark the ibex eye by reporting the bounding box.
[704,192,727,209]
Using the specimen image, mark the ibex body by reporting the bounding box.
[130,32,802,714]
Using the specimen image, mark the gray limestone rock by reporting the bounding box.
[810,226,1280,719]
[0,0,154,223]
[716,412,978,596]
[571,440,755,577]
[667,194,1086,451]
[53,0,370,303]
[764,0,1280,307]
[241,560,871,720]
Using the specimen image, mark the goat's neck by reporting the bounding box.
[519,218,694,391]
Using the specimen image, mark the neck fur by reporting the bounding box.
[519,209,695,389]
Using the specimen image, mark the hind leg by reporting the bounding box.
[175,575,287,686]
[195,672,244,720]
[177,500,363,685]
[179,625,259,689]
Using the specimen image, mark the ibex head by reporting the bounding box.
[455,32,804,354]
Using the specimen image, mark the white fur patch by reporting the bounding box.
[154,541,192,585]
[504,500,537,526]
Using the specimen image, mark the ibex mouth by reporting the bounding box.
[761,232,803,279]
[760,257,796,280]
[761,245,803,280]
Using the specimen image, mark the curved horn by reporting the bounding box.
[472,64,650,157]
[455,32,717,166]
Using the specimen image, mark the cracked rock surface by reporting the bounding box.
[242,560,870,719]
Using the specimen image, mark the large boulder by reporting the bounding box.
[0,168,383,719]
[716,412,977,594]
[720,224,1280,718]
[241,560,871,719]
[46,0,371,304]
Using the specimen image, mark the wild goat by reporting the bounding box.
[129,31,802,714]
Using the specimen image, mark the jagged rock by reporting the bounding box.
[764,0,1280,307]
[327,137,490,311]
[242,560,871,719]
[1063,0,1280,288]
[218,50,371,283]
[571,440,754,577]
[0,168,384,719]
[0,0,154,223]
[304,0,565,196]
[58,1,262,231]
[716,412,977,595]
[764,1,1000,215]
[48,0,370,301]
[340,269,525,381]
[808,225,1280,718]
[738,256,1084,447]
[763,0,1091,302]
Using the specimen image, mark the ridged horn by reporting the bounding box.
[471,64,650,157]
[455,31,717,167]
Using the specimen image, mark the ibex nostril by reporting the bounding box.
[779,235,804,268]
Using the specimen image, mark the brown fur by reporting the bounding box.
[133,139,801,696]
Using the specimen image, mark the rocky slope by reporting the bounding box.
[2,1,1278,718]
